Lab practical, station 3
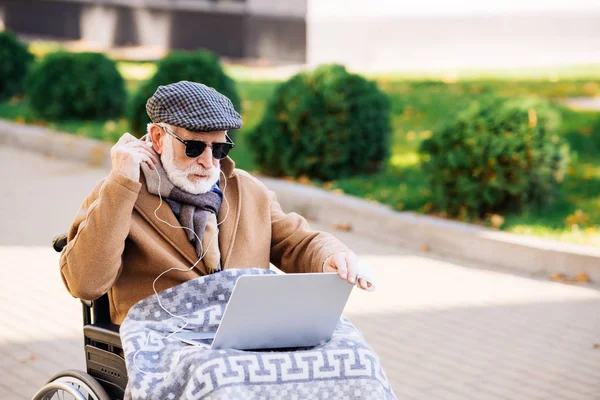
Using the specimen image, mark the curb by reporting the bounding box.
[2,118,599,282]
[264,177,600,282]
[0,120,113,169]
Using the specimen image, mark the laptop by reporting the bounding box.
[171,272,355,350]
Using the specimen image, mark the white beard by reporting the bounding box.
[161,136,220,195]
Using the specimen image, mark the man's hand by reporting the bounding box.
[110,132,160,182]
[323,251,373,291]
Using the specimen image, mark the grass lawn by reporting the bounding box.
[1,60,600,245]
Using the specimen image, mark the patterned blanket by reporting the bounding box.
[120,268,397,400]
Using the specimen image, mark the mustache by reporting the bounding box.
[185,165,217,175]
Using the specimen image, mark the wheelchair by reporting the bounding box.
[32,234,128,400]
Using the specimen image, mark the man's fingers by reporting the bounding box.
[331,252,347,280]
[117,132,136,144]
[358,278,368,290]
[137,146,160,164]
[130,142,159,161]
[131,141,160,160]
[345,252,359,284]
[138,153,156,170]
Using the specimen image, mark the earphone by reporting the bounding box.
[133,141,230,376]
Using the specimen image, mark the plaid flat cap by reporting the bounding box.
[146,81,243,132]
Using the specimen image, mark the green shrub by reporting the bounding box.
[249,64,391,181]
[26,52,126,120]
[419,95,569,218]
[129,50,241,137]
[0,30,34,101]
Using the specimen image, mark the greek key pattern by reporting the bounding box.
[121,269,397,400]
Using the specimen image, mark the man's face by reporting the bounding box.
[151,124,226,195]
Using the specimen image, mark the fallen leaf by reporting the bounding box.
[490,214,505,229]
[297,175,312,185]
[104,120,117,131]
[442,74,457,83]
[16,352,37,363]
[420,244,430,253]
[583,82,599,96]
[575,273,590,283]
[566,210,588,227]
[331,189,344,196]
[528,109,537,128]
[550,273,567,282]
[593,343,600,349]
[330,223,352,232]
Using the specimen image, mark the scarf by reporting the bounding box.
[140,160,223,273]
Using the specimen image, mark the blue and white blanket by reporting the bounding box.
[120,268,397,399]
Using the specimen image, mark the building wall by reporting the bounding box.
[0,0,307,62]
[247,0,305,18]
[307,0,600,19]
[307,0,600,71]
[245,14,306,62]
[2,0,82,40]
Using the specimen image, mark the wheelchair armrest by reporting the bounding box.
[84,323,122,349]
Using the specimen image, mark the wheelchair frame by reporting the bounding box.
[33,234,129,400]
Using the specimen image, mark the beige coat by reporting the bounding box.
[59,157,348,324]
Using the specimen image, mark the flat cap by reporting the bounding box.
[146,80,243,132]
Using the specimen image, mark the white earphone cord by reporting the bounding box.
[133,158,230,375]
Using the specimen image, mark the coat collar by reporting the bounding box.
[134,135,240,273]
[134,173,208,275]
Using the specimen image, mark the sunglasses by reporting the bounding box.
[159,124,235,159]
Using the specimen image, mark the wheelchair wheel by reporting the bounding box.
[31,369,110,400]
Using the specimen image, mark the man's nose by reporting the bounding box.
[197,146,214,169]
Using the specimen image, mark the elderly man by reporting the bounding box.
[60,80,372,325]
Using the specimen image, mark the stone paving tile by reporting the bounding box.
[1,145,600,399]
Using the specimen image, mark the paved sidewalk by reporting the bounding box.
[1,145,600,399]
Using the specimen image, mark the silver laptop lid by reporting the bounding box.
[211,272,354,350]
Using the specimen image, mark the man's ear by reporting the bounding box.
[149,124,164,155]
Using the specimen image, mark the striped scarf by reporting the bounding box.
[140,161,223,272]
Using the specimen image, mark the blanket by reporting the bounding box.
[120,268,397,400]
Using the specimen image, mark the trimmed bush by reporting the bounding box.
[249,64,391,181]
[26,52,126,120]
[419,95,569,218]
[0,30,34,101]
[129,50,241,137]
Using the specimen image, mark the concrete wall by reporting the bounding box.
[307,0,600,71]
[307,0,600,19]
[245,14,305,62]
[307,12,600,71]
